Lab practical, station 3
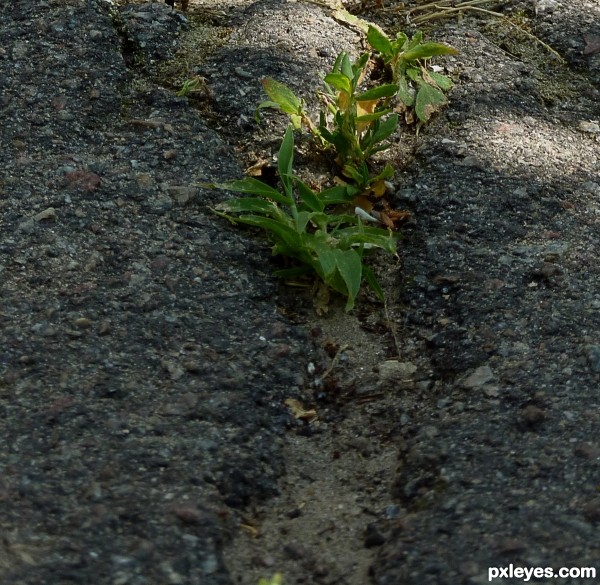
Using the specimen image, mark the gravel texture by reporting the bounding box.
[1,1,599,585]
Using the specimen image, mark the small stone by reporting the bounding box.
[497,537,527,554]
[283,542,306,560]
[535,262,562,280]
[519,405,547,429]
[378,360,417,382]
[172,506,204,525]
[585,345,600,373]
[73,317,92,328]
[163,149,177,160]
[167,186,196,205]
[97,320,112,336]
[578,120,600,133]
[65,169,102,192]
[34,207,57,222]
[583,500,600,523]
[161,360,185,381]
[462,365,494,389]
[150,255,169,273]
[573,442,600,460]
[182,360,201,373]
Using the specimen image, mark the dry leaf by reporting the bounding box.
[245,159,270,177]
[240,523,259,538]
[356,99,378,133]
[284,398,318,422]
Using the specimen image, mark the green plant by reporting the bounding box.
[176,75,207,97]
[366,26,458,125]
[257,77,320,138]
[207,126,398,311]
[257,52,398,191]
[318,51,399,190]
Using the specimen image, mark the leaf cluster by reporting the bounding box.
[206,27,456,310]
[209,127,398,311]
[257,27,456,188]
[366,26,458,125]
[318,51,398,190]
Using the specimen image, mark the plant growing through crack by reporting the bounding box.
[256,29,456,186]
[257,51,398,191]
[204,29,455,310]
[316,50,398,191]
[366,26,458,126]
[205,126,399,311]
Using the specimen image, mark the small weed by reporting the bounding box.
[176,75,208,97]
[205,28,455,310]
[206,126,398,311]
[366,26,457,126]
[258,51,398,191]
[317,51,398,190]
[257,29,456,184]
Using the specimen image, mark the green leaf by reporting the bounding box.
[278,126,294,196]
[428,71,454,90]
[315,245,337,278]
[210,178,292,206]
[261,78,302,114]
[362,264,385,301]
[406,67,421,82]
[337,228,398,254]
[407,31,423,51]
[393,31,409,52]
[217,197,281,216]
[355,110,390,123]
[396,77,415,106]
[334,249,362,310]
[415,83,447,123]
[255,100,282,123]
[340,53,354,80]
[401,42,458,62]
[319,184,358,205]
[352,53,370,86]
[370,114,398,144]
[294,210,313,233]
[323,73,352,94]
[371,161,395,182]
[367,25,393,56]
[295,179,325,213]
[342,162,369,186]
[356,84,398,101]
[222,214,300,249]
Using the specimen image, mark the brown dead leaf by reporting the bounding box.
[356,98,378,133]
[240,523,259,538]
[380,209,411,229]
[245,159,270,177]
[353,195,373,212]
[284,398,318,422]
